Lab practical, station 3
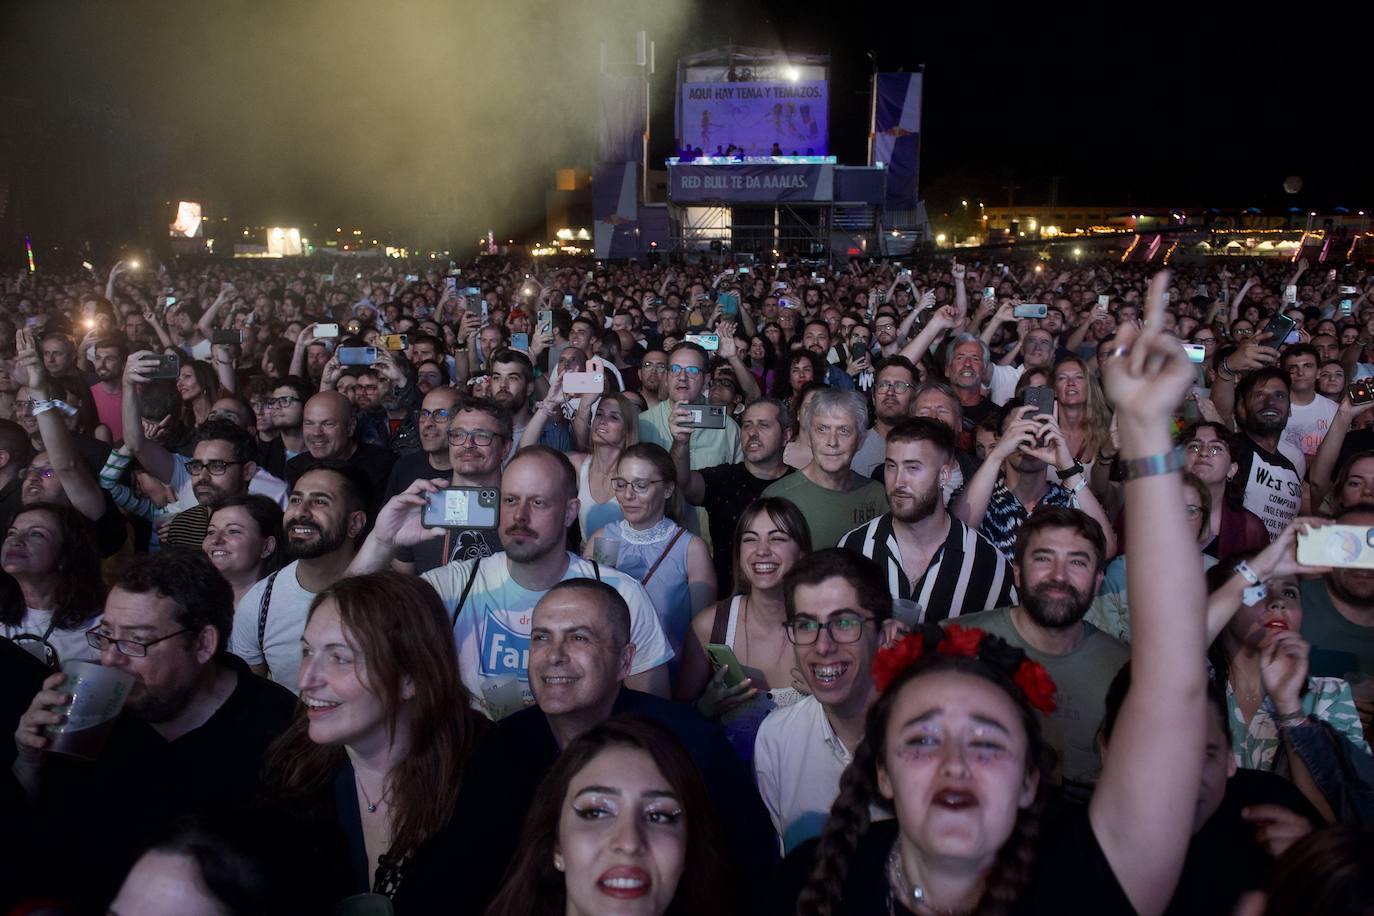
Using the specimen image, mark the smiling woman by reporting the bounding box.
[483,716,736,916]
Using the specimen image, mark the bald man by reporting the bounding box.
[285,391,396,518]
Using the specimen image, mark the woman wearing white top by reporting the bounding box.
[0,503,105,666]
[521,375,640,542]
[675,496,813,763]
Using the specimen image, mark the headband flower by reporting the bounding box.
[870,625,1058,714]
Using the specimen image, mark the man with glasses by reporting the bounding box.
[638,348,669,410]
[254,376,313,479]
[230,462,370,691]
[383,386,465,503]
[393,397,508,574]
[849,356,919,477]
[638,342,743,470]
[11,548,296,909]
[753,548,904,852]
[350,445,673,719]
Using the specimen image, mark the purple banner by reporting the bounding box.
[667,163,834,203]
[871,72,922,209]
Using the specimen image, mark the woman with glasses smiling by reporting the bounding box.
[585,443,715,675]
[524,375,640,542]
[0,503,106,666]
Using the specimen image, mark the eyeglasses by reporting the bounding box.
[419,408,454,420]
[1184,442,1227,457]
[24,467,55,479]
[875,380,914,393]
[186,459,245,476]
[86,627,195,658]
[641,361,667,372]
[610,478,665,494]
[448,428,501,446]
[1193,337,1216,344]
[668,365,703,376]
[264,396,301,409]
[783,614,878,646]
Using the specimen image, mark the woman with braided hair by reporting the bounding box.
[782,271,1211,915]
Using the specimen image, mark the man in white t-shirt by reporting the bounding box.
[230,463,369,692]
[1280,344,1337,474]
[350,445,673,719]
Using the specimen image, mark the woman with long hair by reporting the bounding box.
[785,270,1210,916]
[0,503,105,666]
[483,716,735,916]
[772,349,828,408]
[176,359,221,428]
[523,377,641,541]
[1052,356,1111,467]
[675,497,814,763]
[203,495,283,607]
[585,443,715,669]
[745,333,777,393]
[264,572,486,911]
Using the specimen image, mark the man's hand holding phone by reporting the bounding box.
[696,664,758,718]
[1227,332,1281,372]
[668,404,697,445]
[370,478,450,549]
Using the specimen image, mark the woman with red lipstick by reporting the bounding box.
[1205,555,1370,774]
[484,716,735,916]
[788,271,1213,916]
[264,572,486,913]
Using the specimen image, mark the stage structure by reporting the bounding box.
[663,47,885,265]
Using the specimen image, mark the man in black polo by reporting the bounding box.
[838,417,1015,622]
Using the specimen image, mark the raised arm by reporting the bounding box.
[897,303,957,365]
[1308,394,1371,500]
[948,407,1040,528]
[195,285,234,339]
[14,331,105,520]
[347,479,447,575]
[716,327,761,402]
[119,351,176,482]
[1090,270,1208,916]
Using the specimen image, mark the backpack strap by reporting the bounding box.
[449,559,481,629]
[257,570,282,656]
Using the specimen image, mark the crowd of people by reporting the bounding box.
[0,249,1371,915]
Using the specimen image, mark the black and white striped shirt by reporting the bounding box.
[836,513,1017,623]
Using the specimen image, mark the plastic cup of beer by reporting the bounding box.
[44,659,135,760]
[593,532,621,568]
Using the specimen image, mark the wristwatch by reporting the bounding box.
[1055,462,1085,480]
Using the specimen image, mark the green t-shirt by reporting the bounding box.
[761,471,888,550]
[1299,579,1374,678]
[947,606,1130,792]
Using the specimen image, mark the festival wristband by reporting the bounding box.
[1120,448,1186,481]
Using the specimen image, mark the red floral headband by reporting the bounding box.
[870,624,1058,714]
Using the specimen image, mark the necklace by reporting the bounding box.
[356,771,387,814]
[886,842,969,916]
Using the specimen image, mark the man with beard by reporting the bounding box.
[229,463,369,692]
[848,356,917,477]
[393,397,508,574]
[677,398,795,588]
[12,549,295,909]
[839,418,1015,620]
[1229,367,1301,538]
[799,319,855,390]
[637,347,669,410]
[351,348,421,453]
[285,390,395,518]
[1300,504,1374,732]
[490,349,570,457]
[942,333,997,444]
[87,335,127,440]
[349,445,673,719]
[950,506,1127,796]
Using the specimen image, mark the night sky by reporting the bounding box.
[2,0,1369,251]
